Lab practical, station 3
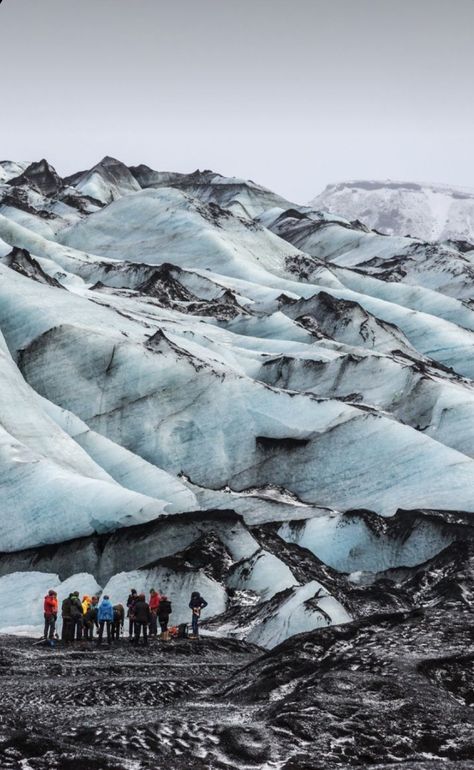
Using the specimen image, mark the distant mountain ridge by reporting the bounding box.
[310,179,474,243]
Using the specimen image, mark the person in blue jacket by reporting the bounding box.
[97,595,114,644]
[189,591,208,638]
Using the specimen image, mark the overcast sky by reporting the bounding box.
[1,0,473,202]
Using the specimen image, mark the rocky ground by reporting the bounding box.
[0,603,473,770]
[0,634,262,770]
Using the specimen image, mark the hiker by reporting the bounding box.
[70,591,84,641]
[149,588,160,638]
[158,594,172,640]
[126,588,138,638]
[43,590,58,640]
[189,591,208,638]
[61,593,74,642]
[133,593,151,645]
[98,595,114,644]
[82,595,92,615]
[111,603,125,641]
[83,596,99,641]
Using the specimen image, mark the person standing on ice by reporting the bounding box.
[189,592,208,638]
[132,593,151,645]
[43,590,58,640]
[126,588,138,638]
[97,595,114,644]
[149,588,160,638]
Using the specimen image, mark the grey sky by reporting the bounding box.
[1,0,473,202]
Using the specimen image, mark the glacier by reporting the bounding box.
[0,157,473,653]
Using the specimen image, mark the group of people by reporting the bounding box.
[126,589,173,645]
[43,587,208,646]
[44,591,125,645]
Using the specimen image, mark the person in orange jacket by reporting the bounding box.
[43,590,58,640]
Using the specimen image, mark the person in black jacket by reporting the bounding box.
[189,591,208,638]
[133,594,151,646]
[61,594,74,642]
[111,604,124,642]
[126,589,138,638]
[70,591,84,641]
[158,595,172,641]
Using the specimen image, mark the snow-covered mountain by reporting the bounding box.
[310,179,474,243]
[0,157,473,651]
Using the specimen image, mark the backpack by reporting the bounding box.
[177,623,188,639]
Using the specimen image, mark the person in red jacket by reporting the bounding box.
[43,590,58,640]
[149,588,161,639]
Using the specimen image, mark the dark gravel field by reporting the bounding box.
[0,604,473,770]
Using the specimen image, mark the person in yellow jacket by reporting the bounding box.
[82,595,92,615]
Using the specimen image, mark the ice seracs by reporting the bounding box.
[8,159,63,197]
[129,165,294,219]
[64,156,142,205]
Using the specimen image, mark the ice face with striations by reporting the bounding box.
[0,157,473,646]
